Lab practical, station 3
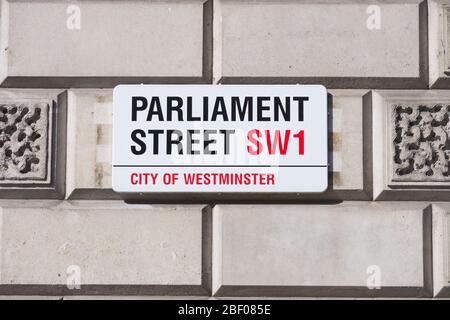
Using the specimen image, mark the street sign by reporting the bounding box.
[112,85,328,193]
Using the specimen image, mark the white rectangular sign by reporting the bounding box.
[112,85,328,193]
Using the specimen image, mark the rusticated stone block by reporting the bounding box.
[0,0,212,87]
[217,0,427,88]
[328,90,371,199]
[0,103,49,182]
[0,201,210,296]
[429,1,450,88]
[65,90,117,199]
[212,203,432,298]
[430,203,450,297]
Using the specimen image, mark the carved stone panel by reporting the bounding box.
[392,103,450,182]
[0,89,67,199]
[0,103,49,182]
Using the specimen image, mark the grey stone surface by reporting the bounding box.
[0,201,209,295]
[429,0,450,88]
[328,90,370,197]
[65,90,116,199]
[430,203,450,297]
[65,89,370,201]
[0,0,447,300]
[0,0,209,87]
[212,203,431,297]
[217,0,426,88]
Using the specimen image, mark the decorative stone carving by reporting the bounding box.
[392,103,450,182]
[446,7,450,74]
[0,103,49,182]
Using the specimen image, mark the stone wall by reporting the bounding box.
[0,0,450,298]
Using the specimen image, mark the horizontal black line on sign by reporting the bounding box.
[113,165,327,168]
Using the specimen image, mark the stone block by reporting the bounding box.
[0,0,212,87]
[0,89,67,199]
[212,203,432,297]
[65,89,117,199]
[216,0,427,88]
[430,203,450,297]
[428,0,450,88]
[327,90,371,199]
[372,90,450,200]
[0,201,210,296]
